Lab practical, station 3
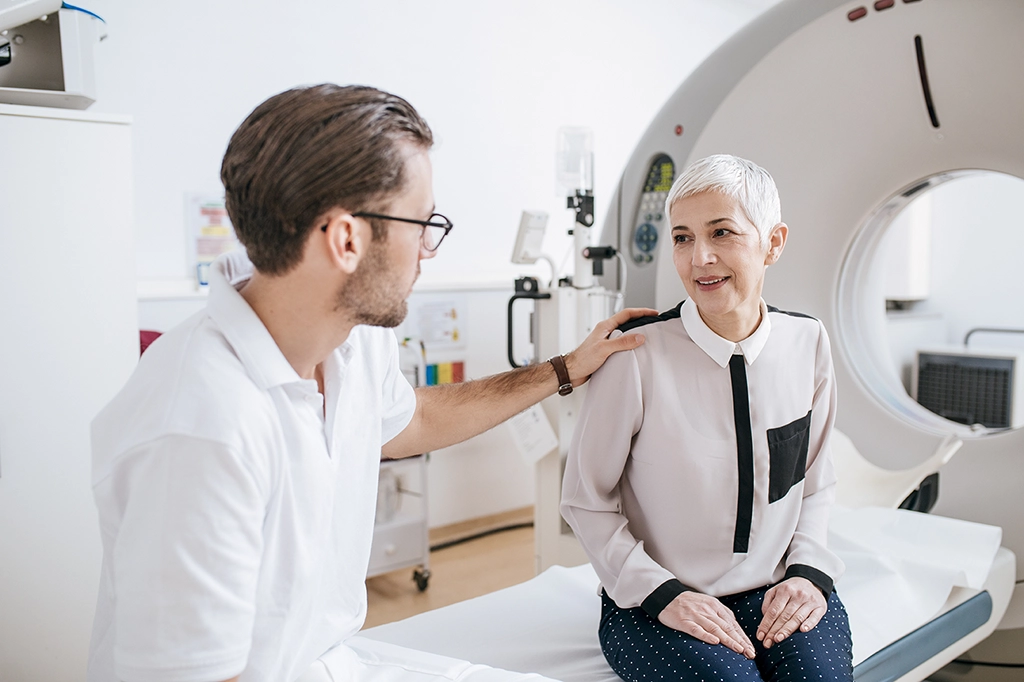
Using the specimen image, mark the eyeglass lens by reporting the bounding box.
[423,224,447,251]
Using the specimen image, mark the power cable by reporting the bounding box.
[430,522,534,552]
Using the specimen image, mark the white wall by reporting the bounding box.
[918,173,1024,349]
[85,0,777,285]
[110,0,780,526]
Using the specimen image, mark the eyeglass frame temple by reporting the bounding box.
[352,212,452,250]
[318,212,453,250]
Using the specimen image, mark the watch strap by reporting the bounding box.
[548,354,573,396]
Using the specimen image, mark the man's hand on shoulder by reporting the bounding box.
[564,307,658,386]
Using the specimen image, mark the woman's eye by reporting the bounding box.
[713,228,729,237]
[673,234,690,244]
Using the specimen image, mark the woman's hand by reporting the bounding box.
[757,577,827,648]
[658,591,756,659]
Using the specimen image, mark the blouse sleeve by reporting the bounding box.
[783,320,845,595]
[560,339,688,615]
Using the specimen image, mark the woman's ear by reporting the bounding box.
[321,212,368,274]
[765,223,788,265]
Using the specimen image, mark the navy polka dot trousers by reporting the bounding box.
[599,588,854,682]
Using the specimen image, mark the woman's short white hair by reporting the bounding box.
[665,154,781,246]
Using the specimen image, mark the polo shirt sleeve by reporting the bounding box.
[108,434,267,682]
[561,342,685,615]
[783,321,845,595]
[380,333,416,445]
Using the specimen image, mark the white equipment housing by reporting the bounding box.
[0,3,106,109]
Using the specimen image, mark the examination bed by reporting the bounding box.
[361,507,1014,682]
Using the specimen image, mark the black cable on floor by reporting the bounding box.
[430,522,534,552]
[950,660,1024,669]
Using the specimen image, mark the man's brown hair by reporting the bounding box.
[221,84,434,275]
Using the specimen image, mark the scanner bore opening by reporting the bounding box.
[836,170,1024,439]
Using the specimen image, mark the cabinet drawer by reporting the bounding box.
[368,522,426,575]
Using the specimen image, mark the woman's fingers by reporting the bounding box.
[764,598,802,646]
[758,578,829,647]
[800,605,828,633]
[659,593,755,659]
[714,605,756,656]
[768,602,813,646]
[693,616,754,658]
[757,589,790,643]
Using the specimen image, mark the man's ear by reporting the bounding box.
[765,223,788,265]
[321,211,369,274]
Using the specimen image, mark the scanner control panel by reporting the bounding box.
[630,154,675,265]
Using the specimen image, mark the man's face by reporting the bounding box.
[670,191,774,329]
[337,146,436,327]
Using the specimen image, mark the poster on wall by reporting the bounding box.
[413,297,467,351]
[184,193,241,287]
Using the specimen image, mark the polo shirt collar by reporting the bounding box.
[207,251,305,390]
[680,298,771,368]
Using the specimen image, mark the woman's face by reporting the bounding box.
[670,191,786,336]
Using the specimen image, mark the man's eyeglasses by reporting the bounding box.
[321,212,454,251]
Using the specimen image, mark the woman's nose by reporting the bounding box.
[692,238,716,265]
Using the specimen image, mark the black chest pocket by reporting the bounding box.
[767,410,811,504]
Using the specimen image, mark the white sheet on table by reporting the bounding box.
[363,507,1002,678]
[829,506,1002,664]
[364,565,617,682]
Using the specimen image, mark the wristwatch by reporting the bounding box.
[548,354,573,396]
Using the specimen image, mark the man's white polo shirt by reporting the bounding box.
[88,252,416,682]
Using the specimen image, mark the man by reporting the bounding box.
[87,84,654,682]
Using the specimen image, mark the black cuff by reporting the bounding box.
[641,579,692,619]
[784,564,834,598]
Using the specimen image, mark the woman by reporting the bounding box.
[561,154,854,681]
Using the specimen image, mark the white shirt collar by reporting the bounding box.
[680,298,771,368]
[206,250,307,390]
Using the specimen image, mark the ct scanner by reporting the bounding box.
[597,0,1024,675]
[356,1,1024,680]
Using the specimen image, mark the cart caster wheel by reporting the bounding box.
[413,568,431,592]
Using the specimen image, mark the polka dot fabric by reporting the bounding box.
[598,588,853,681]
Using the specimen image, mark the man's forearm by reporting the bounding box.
[381,306,655,459]
[383,361,558,457]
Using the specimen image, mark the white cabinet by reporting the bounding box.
[369,454,430,590]
[882,194,932,302]
[0,105,136,680]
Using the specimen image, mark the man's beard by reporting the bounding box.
[335,240,411,328]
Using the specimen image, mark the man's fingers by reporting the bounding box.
[609,332,646,351]
[600,307,660,330]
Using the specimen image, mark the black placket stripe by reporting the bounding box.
[729,354,754,554]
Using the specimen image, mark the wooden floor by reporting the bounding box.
[363,510,535,629]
